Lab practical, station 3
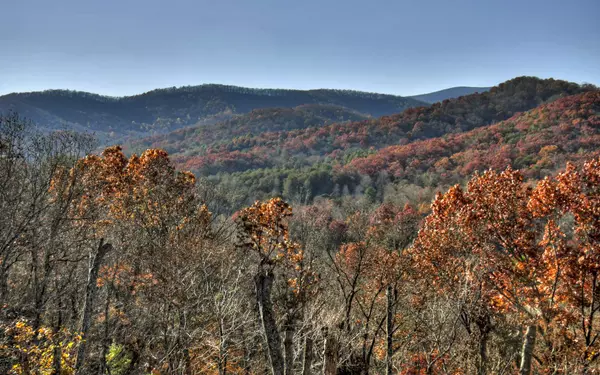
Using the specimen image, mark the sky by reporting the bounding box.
[1,0,599,97]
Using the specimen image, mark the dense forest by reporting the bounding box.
[130,77,597,209]
[1,75,600,374]
[137,77,589,175]
[0,85,425,142]
[129,104,371,157]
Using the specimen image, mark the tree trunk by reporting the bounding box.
[476,313,491,375]
[126,343,141,375]
[323,327,338,375]
[386,285,394,375]
[52,309,62,375]
[477,327,489,375]
[284,322,294,375]
[183,345,192,375]
[255,269,285,375]
[302,335,313,375]
[219,318,227,375]
[240,325,251,375]
[99,287,111,375]
[177,310,192,375]
[519,325,537,375]
[52,276,63,375]
[75,239,112,373]
[0,266,8,306]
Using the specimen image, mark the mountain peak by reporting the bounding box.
[409,86,491,103]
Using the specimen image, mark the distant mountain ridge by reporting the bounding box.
[409,86,491,103]
[0,84,426,142]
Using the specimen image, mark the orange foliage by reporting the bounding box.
[414,158,600,368]
[237,198,317,297]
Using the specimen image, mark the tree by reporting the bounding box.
[414,162,600,373]
[56,146,218,373]
[528,158,600,370]
[325,203,420,374]
[237,198,317,375]
[414,168,552,373]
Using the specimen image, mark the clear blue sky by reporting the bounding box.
[1,0,598,96]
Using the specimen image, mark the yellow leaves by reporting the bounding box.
[415,166,538,313]
[2,320,80,375]
[415,157,600,364]
[489,294,511,313]
[337,241,366,270]
[373,338,387,361]
[529,177,559,217]
[177,170,196,186]
[286,245,304,264]
[539,144,559,158]
[337,241,401,294]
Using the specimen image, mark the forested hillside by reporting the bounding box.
[349,90,600,181]
[129,104,370,156]
[0,85,424,141]
[2,110,600,374]
[200,87,599,209]
[153,77,590,177]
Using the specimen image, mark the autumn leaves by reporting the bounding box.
[414,161,600,372]
[3,131,600,374]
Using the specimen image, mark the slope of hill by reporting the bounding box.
[129,104,370,156]
[0,85,425,141]
[208,89,600,206]
[348,90,600,181]
[409,86,491,103]
[157,77,590,175]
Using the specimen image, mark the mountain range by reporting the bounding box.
[0,84,496,143]
[0,85,427,142]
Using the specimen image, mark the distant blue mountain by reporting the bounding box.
[409,86,491,103]
[0,85,426,142]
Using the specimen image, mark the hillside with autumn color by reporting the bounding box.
[1,70,599,375]
[348,90,600,182]
[150,77,590,176]
[191,88,599,208]
[128,104,370,156]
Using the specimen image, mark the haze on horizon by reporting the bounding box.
[1,0,599,97]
